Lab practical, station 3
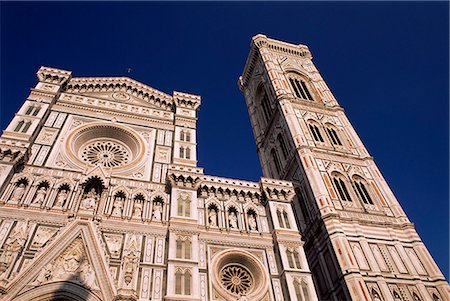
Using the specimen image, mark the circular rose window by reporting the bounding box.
[80,139,131,168]
[210,249,268,300]
[220,264,254,295]
[66,123,144,170]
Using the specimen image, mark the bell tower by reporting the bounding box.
[239,34,449,301]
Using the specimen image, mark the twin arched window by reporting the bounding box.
[294,279,310,301]
[180,130,191,142]
[352,177,374,205]
[25,104,41,116]
[179,147,191,160]
[325,125,342,146]
[277,208,291,229]
[308,122,324,143]
[175,269,191,295]
[332,174,352,202]
[289,77,313,101]
[287,248,302,269]
[14,120,32,133]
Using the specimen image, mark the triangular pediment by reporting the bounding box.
[3,221,116,301]
[64,76,174,111]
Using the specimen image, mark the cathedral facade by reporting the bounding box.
[0,35,447,301]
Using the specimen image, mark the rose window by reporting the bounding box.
[66,123,145,170]
[80,140,131,168]
[220,264,254,295]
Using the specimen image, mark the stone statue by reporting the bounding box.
[32,227,56,248]
[153,203,162,221]
[123,250,139,285]
[10,183,26,202]
[80,188,98,210]
[229,211,238,229]
[208,209,218,227]
[32,186,47,205]
[133,201,142,218]
[55,189,68,208]
[0,222,28,275]
[111,196,124,217]
[248,214,257,231]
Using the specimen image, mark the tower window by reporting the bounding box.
[289,78,313,101]
[14,120,25,132]
[261,93,273,123]
[175,269,191,295]
[352,178,374,205]
[332,175,352,202]
[176,237,191,259]
[271,148,282,176]
[287,248,302,269]
[277,133,289,159]
[14,120,32,133]
[326,126,342,146]
[308,123,324,143]
[25,105,41,116]
[177,195,191,217]
[185,131,191,142]
[276,208,291,229]
[179,146,185,158]
[180,130,185,141]
[185,147,191,160]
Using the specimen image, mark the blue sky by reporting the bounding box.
[1,2,448,278]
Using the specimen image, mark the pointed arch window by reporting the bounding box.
[287,248,302,269]
[185,147,191,160]
[179,146,185,158]
[277,133,289,159]
[176,237,191,259]
[175,269,191,295]
[276,208,291,229]
[332,174,352,202]
[14,120,25,132]
[325,125,342,146]
[271,148,282,176]
[185,131,191,142]
[180,130,185,141]
[308,122,324,143]
[22,121,32,133]
[294,279,310,301]
[289,77,313,101]
[178,195,191,217]
[261,93,273,123]
[352,177,374,205]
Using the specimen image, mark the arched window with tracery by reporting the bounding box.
[179,146,185,158]
[294,279,310,301]
[180,130,185,141]
[186,131,191,142]
[286,248,302,269]
[177,194,191,217]
[307,121,324,143]
[325,124,342,146]
[288,75,313,101]
[185,147,191,160]
[332,173,352,202]
[175,269,192,295]
[256,84,273,125]
[176,236,191,259]
[276,208,291,229]
[352,176,374,205]
[271,148,282,176]
[277,133,289,159]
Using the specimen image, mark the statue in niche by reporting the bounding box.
[10,183,26,202]
[55,189,68,208]
[133,201,142,218]
[229,211,238,229]
[80,188,98,210]
[152,203,162,221]
[111,196,124,217]
[248,214,257,231]
[32,186,47,205]
[208,208,218,227]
